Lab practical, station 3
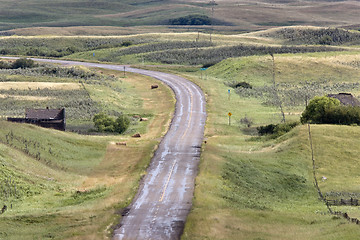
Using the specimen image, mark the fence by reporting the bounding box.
[326,198,360,206]
[308,124,360,225]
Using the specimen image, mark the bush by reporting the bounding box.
[301,96,360,125]
[93,113,130,134]
[300,96,340,124]
[257,124,277,135]
[257,121,299,137]
[0,60,11,69]
[227,81,253,89]
[121,41,133,47]
[114,115,130,134]
[202,62,217,68]
[239,116,253,128]
[93,113,116,132]
[12,58,35,69]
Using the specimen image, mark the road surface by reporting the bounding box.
[1,57,207,239]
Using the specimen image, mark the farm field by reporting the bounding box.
[0,61,174,239]
[1,17,360,239]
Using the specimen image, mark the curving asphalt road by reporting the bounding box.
[1,57,207,239]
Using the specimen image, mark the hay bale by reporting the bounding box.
[132,133,141,138]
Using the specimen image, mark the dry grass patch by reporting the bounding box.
[0,81,81,90]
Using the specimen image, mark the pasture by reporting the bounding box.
[0,62,174,239]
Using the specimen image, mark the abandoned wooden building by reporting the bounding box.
[7,108,66,131]
[327,93,360,107]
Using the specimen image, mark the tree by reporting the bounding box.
[93,113,130,133]
[300,96,341,124]
[93,113,116,132]
[12,58,35,69]
[114,115,130,134]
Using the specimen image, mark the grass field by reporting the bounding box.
[0,64,174,239]
[185,52,360,239]
[0,0,359,34]
[137,49,360,238]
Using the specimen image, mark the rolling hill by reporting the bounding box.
[1,0,360,239]
[0,0,359,34]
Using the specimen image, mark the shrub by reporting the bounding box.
[93,113,116,132]
[257,121,299,137]
[257,124,277,135]
[239,116,253,128]
[93,113,130,134]
[114,115,130,134]
[0,60,11,69]
[300,96,340,124]
[227,81,253,89]
[12,58,35,69]
[301,96,360,125]
[202,62,217,68]
[121,41,133,47]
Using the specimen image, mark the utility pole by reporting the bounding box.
[270,53,286,123]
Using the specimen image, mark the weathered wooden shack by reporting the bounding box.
[7,108,65,131]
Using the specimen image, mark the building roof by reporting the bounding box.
[327,93,360,107]
[25,108,64,120]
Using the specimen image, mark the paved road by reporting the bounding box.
[1,57,207,239]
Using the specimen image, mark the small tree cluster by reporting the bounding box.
[301,96,360,125]
[93,113,130,134]
[0,58,35,69]
[169,15,211,25]
[11,58,35,69]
